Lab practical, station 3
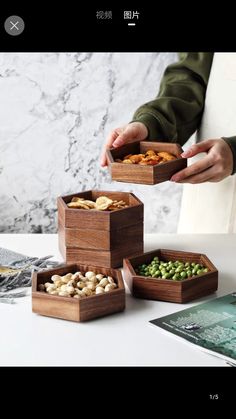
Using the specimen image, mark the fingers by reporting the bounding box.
[171,156,212,182]
[175,138,234,182]
[113,125,137,147]
[177,166,216,184]
[100,150,110,167]
[100,128,122,167]
[107,128,122,148]
[100,122,148,167]
[181,140,216,158]
[175,143,184,156]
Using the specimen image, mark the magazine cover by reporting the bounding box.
[150,293,236,363]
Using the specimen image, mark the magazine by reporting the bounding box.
[150,293,236,365]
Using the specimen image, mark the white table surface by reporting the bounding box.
[0,233,235,366]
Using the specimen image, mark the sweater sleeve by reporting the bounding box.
[132,52,214,146]
[222,136,236,174]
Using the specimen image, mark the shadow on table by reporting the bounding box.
[218,272,236,293]
[125,293,151,313]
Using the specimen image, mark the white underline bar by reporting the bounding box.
[128,23,136,26]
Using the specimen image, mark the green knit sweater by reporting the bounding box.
[133,52,236,174]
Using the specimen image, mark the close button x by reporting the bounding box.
[10,20,20,31]
[4,15,25,36]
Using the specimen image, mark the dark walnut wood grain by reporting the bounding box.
[60,222,143,251]
[123,249,218,303]
[58,191,143,229]
[32,263,125,322]
[57,190,144,268]
[59,238,143,268]
[106,141,187,185]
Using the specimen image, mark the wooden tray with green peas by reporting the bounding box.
[136,257,209,281]
[123,249,218,303]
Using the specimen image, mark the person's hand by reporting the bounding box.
[100,122,148,167]
[171,139,234,183]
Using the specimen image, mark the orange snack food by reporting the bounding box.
[115,150,176,166]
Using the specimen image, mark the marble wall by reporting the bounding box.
[0,52,186,234]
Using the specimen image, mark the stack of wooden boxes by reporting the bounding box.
[57,190,144,268]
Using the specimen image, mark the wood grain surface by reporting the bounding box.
[59,237,143,268]
[60,222,143,250]
[58,191,143,229]
[106,141,187,185]
[123,249,218,303]
[32,264,125,322]
[57,190,144,267]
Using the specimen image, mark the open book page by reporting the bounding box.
[150,293,236,364]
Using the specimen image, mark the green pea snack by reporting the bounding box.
[135,256,209,281]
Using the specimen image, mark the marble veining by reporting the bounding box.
[0,52,185,233]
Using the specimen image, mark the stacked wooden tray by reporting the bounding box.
[58,190,144,268]
[32,141,220,322]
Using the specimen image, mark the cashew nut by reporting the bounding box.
[43,271,117,299]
